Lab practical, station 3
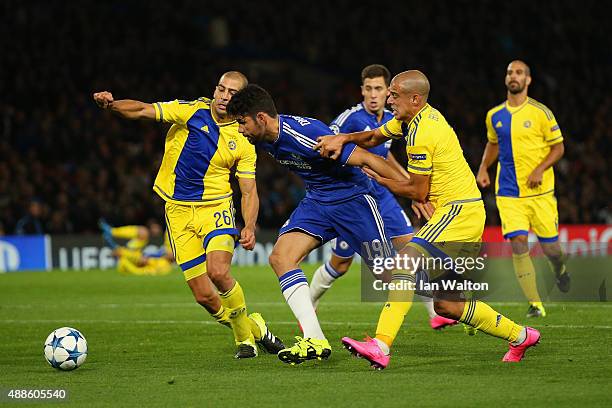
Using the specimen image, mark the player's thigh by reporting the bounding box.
[329,194,393,266]
[378,194,414,241]
[496,196,530,239]
[415,202,485,244]
[278,197,337,251]
[411,202,485,281]
[529,195,559,241]
[330,238,356,259]
[196,200,239,251]
[165,202,207,279]
[270,232,321,274]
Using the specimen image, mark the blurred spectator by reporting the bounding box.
[14,198,45,235]
[0,0,608,233]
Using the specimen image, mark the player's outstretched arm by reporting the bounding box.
[237,178,259,250]
[476,142,499,188]
[93,91,156,120]
[314,128,388,160]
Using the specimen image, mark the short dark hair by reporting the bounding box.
[361,64,391,86]
[227,84,278,119]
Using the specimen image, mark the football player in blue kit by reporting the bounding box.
[227,84,407,365]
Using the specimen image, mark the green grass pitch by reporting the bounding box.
[1,265,611,407]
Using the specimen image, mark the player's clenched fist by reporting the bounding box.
[476,167,490,188]
[93,91,114,109]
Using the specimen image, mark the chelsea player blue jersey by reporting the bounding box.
[330,102,394,157]
[260,115,373,204]
[330,103,394,199]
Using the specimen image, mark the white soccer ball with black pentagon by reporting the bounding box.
[44,327,88,371]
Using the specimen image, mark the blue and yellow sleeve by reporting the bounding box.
[485,109,498,144]
[153,99,201,126]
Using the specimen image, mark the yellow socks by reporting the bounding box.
[211,305,232,328]
[512,252,542,306]
[375,301,413,348]
[375,277,415,348]
[460,299,522,342]
[219,281,255,344]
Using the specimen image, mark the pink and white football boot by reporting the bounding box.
[341,336,390,370]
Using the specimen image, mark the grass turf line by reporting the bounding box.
[0,266,610,407]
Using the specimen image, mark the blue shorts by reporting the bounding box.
[279,194,393,266]
[331,187,413,258]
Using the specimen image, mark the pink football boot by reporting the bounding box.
[341,336,390,370]
[430,315,458,330]
[502,327,541,362]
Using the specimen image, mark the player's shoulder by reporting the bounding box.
[282,115,330,133]
[332,103,364,126]
[419,105,448,129]
[526,97,555,120]
[486,101,506,117]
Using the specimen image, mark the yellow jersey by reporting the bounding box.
[380,104,481,208]
[152,98,256,205]
[485,97,563,198]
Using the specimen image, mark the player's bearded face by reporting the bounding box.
[237,116,262,144]
[506,76,526,94]
[505,65,529,94]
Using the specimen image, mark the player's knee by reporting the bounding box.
[433,300,461,319]
[330,257,351,274]
[510,235,529,254]
[269,249,291,271]
[207,262,231,286]
[541,242,563,259]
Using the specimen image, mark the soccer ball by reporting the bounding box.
[43,327,88,371]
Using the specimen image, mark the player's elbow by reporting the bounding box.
[555,142,565,158]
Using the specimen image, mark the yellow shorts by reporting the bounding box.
[496,193,559,241]
[164,199,239,281]
[409,200,485,261]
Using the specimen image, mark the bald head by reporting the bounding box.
[393,70,430,100]
[220,71,249,89]
[508,60,530,77]
[213,71,249,121]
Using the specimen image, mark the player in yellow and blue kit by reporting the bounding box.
[93,72,284,358]
[477,60,569,318]
[317,70,540,368]
[309,64,451,331]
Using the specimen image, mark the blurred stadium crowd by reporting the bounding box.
[1,0,609,234]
